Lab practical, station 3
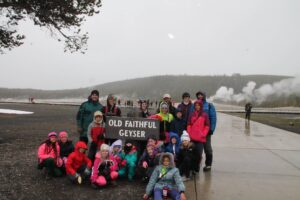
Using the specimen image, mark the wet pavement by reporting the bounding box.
[185,112,300,200]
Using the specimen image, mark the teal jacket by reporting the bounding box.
[146,153,185,195]
[119,149,138,166]
[76,100,103,136]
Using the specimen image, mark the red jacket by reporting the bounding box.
[187,100,210,143]
[66,141,92,175]
[88,122,105,148]
[91,153,118,183]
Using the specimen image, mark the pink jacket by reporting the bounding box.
[37,142,63,167]
[91,153,118,183]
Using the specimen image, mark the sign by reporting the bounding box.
[106,117,160,141]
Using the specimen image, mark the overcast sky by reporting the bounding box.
[1,0,299,90]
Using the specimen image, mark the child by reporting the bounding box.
[187,100,210,172]
[177,131,199,181]
[58,131,74,167]
[118,141,138,181]
[170,109,187,136]
[143,153,186,200]
[87,111,106,163]
[37,132,63,178]
[66,141,92,184]
[91,144,118,188]
[165,132,181,162]
[138,144,159,183]
[146,135,165,155]
[110,139,126,171]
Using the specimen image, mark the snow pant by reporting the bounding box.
[204,134,213,166]
[179,156,193,178]
[94,171,118,186]
[154,188,181,200]
[68,165,90,183]
[39,158,62,177]
[88,142,98,163]
[118,161,136,181]
[193,141,204,172]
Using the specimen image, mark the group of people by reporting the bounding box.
[37,90,217,200]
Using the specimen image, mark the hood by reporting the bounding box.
[159,152,176,168]
[110,139,122,153]
[196,91,207,101]
[169,132,181,145]
[194,100,204,112]
[75,141,88,152]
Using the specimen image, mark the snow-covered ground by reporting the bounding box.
[0,109,34,115]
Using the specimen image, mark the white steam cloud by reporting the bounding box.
[210,77,300,104]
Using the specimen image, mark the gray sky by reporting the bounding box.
[1,0,299,90]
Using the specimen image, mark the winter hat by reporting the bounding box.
[48,132,57,138]
[94,111,103,117]
[181,131,190,142]
[59,131,68,138]
[163,94,171,99]
[194,99,203,107]
[160,102,169,110]
[91,90,99,96]
[100,144,110,151]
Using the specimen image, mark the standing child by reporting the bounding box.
[66,141,92,184]
[87,111,106,163]
[177,131,199,181]
[37,132,63,178]
[170,109,186,137]
[91,144,118,188]
[58,131,74,167]
[118,141,138,181]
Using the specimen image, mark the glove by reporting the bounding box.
[121,159,127,167]
[77,127,83,134]
[142,161,148,169]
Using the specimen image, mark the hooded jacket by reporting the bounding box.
[155,103,174,142]
[87,113,106,148]
[146,153,185,195]
[38,141,62,167]
[66,141,92,175]
[91,150,118,183]
[187,100,210,143]
[165,132,181,157]
[196,91,217,133]
[110,139,123,169]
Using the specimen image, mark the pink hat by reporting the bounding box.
[59,131,68,138]
[48,132,57,138]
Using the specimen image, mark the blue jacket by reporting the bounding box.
[165,132,181,156]
[202,101,217,133]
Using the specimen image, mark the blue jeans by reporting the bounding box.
[154,188,180,200]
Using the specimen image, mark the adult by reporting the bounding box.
[196,91,217,172]
[245,103,253,121]
[102,94,121,120]
[157,94,176,117]
[139,99,152,118]
[77,90,103,143]
[177,92,194,128]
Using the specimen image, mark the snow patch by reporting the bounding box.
[0,109,34,115]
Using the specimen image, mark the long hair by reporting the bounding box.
[41,139,58,157]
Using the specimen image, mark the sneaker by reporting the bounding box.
[77,176,82,184]
[203,166,211,172]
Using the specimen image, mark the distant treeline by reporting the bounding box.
[0,74,290,102]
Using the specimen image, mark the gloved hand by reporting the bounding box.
[142,161,148,169]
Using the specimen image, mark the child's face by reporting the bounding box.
[113,146,120,153]
[171,137,177,144]
[163,157,170,167]
[183,97,190,103]
[79,148,86,153]
[195,104,201,111]
[182,140,189,146]
[95,115,103,123]
[162,107,168,114]
[148,139,156,146]
[108,98,115,106]
[176,112,182,119]
[101,150,109,158]
[147,147,154,155]
[50,137,57,143]
[142,102,147,110]
[60,136,68,143]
